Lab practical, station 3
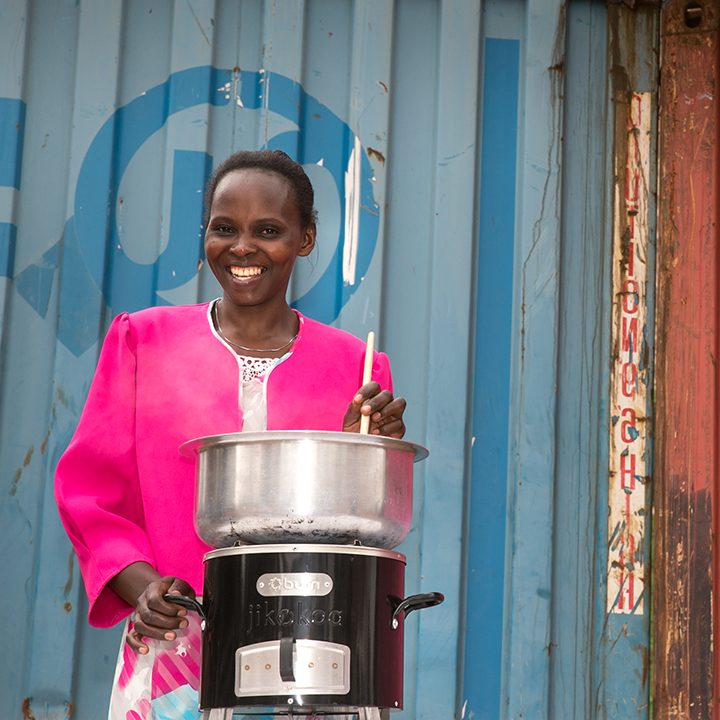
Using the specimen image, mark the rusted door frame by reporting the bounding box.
[654,1,720,717]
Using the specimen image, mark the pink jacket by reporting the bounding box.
[54,303,392,627]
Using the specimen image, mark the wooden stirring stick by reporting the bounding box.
[359,331,375,434]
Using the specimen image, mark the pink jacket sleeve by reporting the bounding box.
[372,352,393,394]
[54,313,156,627]
[266,315,393,431]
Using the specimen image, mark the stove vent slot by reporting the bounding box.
[235,639,351,697]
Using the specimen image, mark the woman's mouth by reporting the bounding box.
[228,266,265,279]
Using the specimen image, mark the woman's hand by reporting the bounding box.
[127,576,196,654]
[108,562,196,654]
[342,381,407,438]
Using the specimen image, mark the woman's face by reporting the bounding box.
[204,169,316,309]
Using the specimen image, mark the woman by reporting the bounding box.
[54,149,406,719]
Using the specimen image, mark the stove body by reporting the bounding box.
[199,545,408,715]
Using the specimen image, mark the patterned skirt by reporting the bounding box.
[107,611,382,720]
[108,612,203,720]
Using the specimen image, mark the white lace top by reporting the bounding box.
[209,300,298,432]
[236,355,286,432]
[237,354,281,383]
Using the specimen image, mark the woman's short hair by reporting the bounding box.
[204,149,318,228]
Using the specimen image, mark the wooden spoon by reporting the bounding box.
[359,331,375,434]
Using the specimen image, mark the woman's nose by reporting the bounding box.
[229,231,255,255]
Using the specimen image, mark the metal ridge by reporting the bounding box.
[203,543,407,563]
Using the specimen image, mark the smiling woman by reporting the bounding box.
[53,150,408,719]
[204,165,315,351]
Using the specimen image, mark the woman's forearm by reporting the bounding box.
[108,561,162,607]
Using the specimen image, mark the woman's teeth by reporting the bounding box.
[229,266,263,278]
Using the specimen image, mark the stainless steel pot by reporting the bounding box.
[180,431,429,550]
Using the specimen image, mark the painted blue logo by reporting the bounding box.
[73,66,379,325]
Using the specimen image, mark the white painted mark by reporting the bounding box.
[607,92,651,615]
[342,135,362,286]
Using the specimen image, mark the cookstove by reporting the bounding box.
[173,431,444,718]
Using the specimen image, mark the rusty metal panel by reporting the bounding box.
[654,1,720,717]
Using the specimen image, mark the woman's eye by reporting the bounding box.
[214,225,234,234]
[260,227,279,237]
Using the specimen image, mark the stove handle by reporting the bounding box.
[163,593,206,620]
[279,636,296,682]
[390,592,444,630]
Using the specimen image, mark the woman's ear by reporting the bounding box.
[298,223,317,257]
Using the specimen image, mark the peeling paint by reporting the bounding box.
[683,91,714,104]
[63,549,75,596]
[10,467,21,496]
[366,147,385,164]
[56,387,70,408]
[360,204,378,217]
[21,698,35,720]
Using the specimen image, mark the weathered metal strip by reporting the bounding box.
[23,2,125,718]
[414,1,481,716]
[331,0,394,341]
[502,1,566,718]
[653,1,719,716]
[0,0,29,355]
[607,91,651,615]
[592,6,658,718]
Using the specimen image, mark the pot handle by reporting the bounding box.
[391,592,444,630]
[163,593,206,620]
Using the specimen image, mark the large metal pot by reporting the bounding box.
[180,431,429,550]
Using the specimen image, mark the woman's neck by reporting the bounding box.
[214,297,299,358]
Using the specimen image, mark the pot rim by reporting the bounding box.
[203,543,407,563]
[180,430,429,462]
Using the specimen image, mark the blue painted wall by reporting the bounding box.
[0,1,657,719]
[464,35,519,719]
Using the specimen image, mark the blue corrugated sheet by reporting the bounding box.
[0,1,656,718]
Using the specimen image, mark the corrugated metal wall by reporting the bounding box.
[0,1,659,718]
